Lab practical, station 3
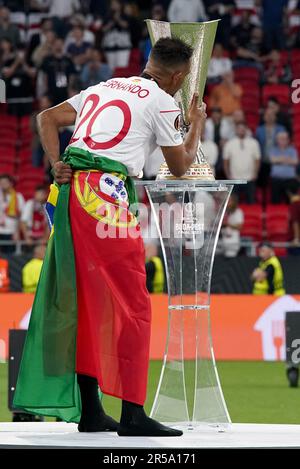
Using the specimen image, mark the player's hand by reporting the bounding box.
[188,94,207,127]
[52,161,72,185]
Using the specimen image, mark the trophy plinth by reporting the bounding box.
[146,19,219,182]
[156,163,215,181]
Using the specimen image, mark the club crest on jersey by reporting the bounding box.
[174,115,180,131]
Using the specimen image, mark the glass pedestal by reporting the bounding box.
[137,180,244,431]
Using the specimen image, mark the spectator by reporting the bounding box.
[101,0,132,70]
[22,243,46,293]
[270,131,298,204]
[27,18,54,61]
[20,185,49,247]
[0,6,20,47]
[263,49,291,84]
[66,14,95,47]
[38,38,76,104]
[48,0,80,18]
[266,96,292,134]
[287,179,300,255]
[209,71,243,116]
[235,26,266,69]
[167,0,207,22]
[0,174,25,254]
[200,126,218,176]
[80,48,112,88]
[0,257,10,292]
[223,122,261,203]
[145,243,164,293]
[207,43,232,83]
[123,1,144,49]
[260,0,289,51]
[206,0,236,48]
[66,25,92,72]
[0,37,14,66]
[228,109,253,138]
[141,3,167,64]
[230,9,255,49]
[1,43,36,116]
[255,108,286,189]
[32,29,57,68]
[220,194,244,257]
[205,107,233,173]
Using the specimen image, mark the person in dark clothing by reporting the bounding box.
[206,0,235,49]
[266,96,292,136]
[260,0,288,51]
[230,9,255,49]
[27,18,54,61]
[39,37,77,105]
[1,42,36,116]
[145,243,165,294]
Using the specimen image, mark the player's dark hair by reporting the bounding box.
[150,37,193,68]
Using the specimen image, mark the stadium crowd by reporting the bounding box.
[0,0,300,265]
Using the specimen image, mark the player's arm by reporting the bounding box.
[37,101,76,184]
[161,95,207,177]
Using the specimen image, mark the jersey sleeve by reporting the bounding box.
[152,92,183,147]
[66,92,82,112]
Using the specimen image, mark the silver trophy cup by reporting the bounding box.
[146,19,219,180]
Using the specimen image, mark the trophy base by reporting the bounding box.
[156,163,215,181]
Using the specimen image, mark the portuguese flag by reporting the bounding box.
[13,148,151,422]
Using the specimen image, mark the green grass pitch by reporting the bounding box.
[1,361,300,424]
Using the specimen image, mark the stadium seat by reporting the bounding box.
[0,163,15,175]
[234,67,260,83]
[240,204,263,241]
[262,84,290,106]
[291,49,300,64]
[265,204,289,242]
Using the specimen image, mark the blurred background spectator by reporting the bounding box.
[22,243,46,293]
[209,71,243,116]
[2,43,36,116]
[269,131,298,203]
[208,43,232,83]
[38,37,76,103]
[167,0,207,23]
[223,122,261,203]
[0,175,24,254]
[20,185,49,248]
[256,109,286,191]
[145,242,165,293]
[220,194,244,257]
[80,48,112,87]
[101,0,132,69]
[0,6,20,46]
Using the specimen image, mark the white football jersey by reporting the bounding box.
[66,76,183,176]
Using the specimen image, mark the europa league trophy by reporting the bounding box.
[135,20,245,434]
[146,19,219,181]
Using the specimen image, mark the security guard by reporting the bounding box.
[252,241,285,296]
[145,243,165,294]
[22,244,46,293]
